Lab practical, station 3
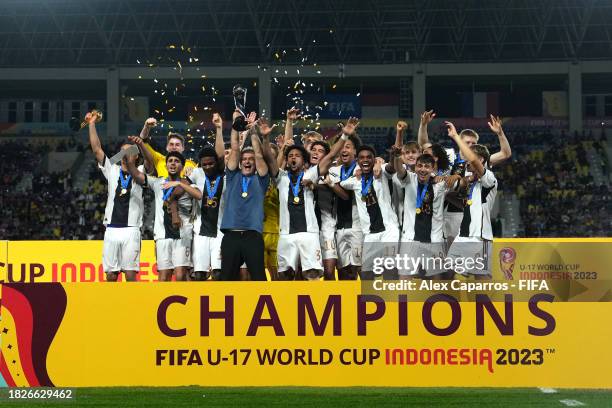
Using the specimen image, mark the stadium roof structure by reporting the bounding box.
[0,0,611,67]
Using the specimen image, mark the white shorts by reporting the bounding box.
[398,240,446,277]
[363,229,400,273]
[277,232,323,274]
[336,228,363,268]
[320,228,338,260]
[444,211,463,242]
[102,226,141,273]
[446,236,492,276]
[156,238,193,270]
[193,233,223,272]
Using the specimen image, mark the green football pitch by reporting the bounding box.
[0,387,610,407]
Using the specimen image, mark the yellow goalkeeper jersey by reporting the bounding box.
[143,143,197,178]
[262,182,279,234]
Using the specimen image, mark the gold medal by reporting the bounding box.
[207,198,218,208]
[416,208,421,214]
[361,195,367,202]
[120,188,127,196]
[467,199,473,205]
[241,192,248,198]
[293,196,300,204]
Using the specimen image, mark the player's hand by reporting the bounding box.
[396,121,408,133]
[162,180,181,189]
[246,111,257,125]
[301,179,315,190]
[183,166,194,177]
[212,113,223,129]
[128,135,144,146]
[286,107,300,121]
[342,117,360,136]
[85,112,97,125]
[144,117,157,128]
[420,110,436,127]
[257,118,276,137]
[373,157,384,178]
[283,137,295,150]
[487,114,503,135]
[445,121,459,139]
[354,167,362,179]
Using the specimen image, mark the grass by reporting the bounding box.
[0,387,610,407]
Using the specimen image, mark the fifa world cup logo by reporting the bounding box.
[499,247,516,280]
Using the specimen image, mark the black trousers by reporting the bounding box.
[220,230,266,281]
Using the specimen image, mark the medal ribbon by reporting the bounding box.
[241,175,252,196]
[289,171,304,200]
[340,161,357,181]
[205,174,221,199]
[416,182,428,211]
[162,177,175,201]
[119,169,132,191]
[361,173,374,198]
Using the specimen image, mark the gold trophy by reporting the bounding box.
[499,247,516,280]
[70,109,103,131]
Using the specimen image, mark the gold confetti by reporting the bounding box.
[356,92,361,96]
[168,45,176,49]
[332,84,337,89]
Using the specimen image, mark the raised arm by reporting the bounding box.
[86,113,105,164]
[212,113,226,172]
[125,150,147,185]
[391,145,406,179]
[487,115,512,167]
[128,135,155,175]
[227,110,241,171]
[417,110,436,148]
[258,118,279,177]
[284,107,299,146]
[445,121,484,177]
[250,130,269,176]
[319,118,358,176]
[394,120,407,148]
[139,117,164,173]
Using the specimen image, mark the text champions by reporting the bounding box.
[156,293,555,337]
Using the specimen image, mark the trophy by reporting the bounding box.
[499,247,516,280]
[232,84,247,131]
[70,109,103,131]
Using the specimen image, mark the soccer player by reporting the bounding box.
[445,121,498,279]
[188,113,227,281]
[219,112,270,281]
[309,140,339,280]
[139,117,197,177]
[418,111,511,244]
[127,151,202,281]
[394,149,459,278]
[262,143,280,281]
[301,130,324,152]
[274,129,345,281]
[328,119,363,280]
[340,145,400,280]
[87,113,148,282]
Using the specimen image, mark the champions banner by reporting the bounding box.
[0,239,610,388]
